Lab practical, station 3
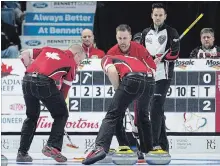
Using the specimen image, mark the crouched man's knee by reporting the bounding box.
[7,45,19,58]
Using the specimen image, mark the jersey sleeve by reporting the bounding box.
[60,65,76,100]
[163,28,180,61]
[140,28,151,47]
[138,45,156,73]
[101,56,114,73]
[32,48,43,59]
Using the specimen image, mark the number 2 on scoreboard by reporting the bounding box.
[70,100,79,111]
[203,100,211,111]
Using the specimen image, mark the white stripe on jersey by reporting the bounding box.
[105,64,114,73]
[114,62,132,72]
[48,71,67,78]
[63,79,72,86]
[142,58,155,77]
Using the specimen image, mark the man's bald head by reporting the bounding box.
[81,29,94,47]
[69,44,84,53]
[69,44,86,64]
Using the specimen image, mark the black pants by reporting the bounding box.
[95,73,155,153]
[115,102,136,147]
[150,79,171,151]
[18,74,69,153]
[115,117,130,146]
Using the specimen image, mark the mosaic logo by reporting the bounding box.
[175,60,195,69]
[206,60,220,70]
[79,59,92,69]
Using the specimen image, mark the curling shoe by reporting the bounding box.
[82,146,106,165]
[42,145,67,162]
[16,151,33,163]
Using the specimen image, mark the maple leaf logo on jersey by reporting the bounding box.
[1,63,19,78]
[46,52,60,60]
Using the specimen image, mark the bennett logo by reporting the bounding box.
[206,60,220,69]
[207,139,216,149]
[33,2,48,8]
[25,40,41,46]
[175,60,195,68]
[53,2,96,7]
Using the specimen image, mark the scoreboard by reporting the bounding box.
[68,59,220,113]
[1,58,219,133]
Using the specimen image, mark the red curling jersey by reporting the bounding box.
[107,41,156,74]
[26,47,77,85]
[101,55,154,79]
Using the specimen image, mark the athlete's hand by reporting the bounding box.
[154,57,161,64]
[20,50,34,68]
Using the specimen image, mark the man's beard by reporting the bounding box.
[119,45,129,52]
[203,44,212,50]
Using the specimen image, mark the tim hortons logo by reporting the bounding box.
[36,116,99,129]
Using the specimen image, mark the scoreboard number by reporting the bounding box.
[72,74,79,84]
[167,86,175,98]
[167,87,172,97]
[81,86,92,97]
[203,100,211,111]
[95,87,101,96]
[69,86,81,97]
[176,86,187,97]
[93,86,104,97]
[203,73,211,84]
[70,99,79,111]
[104,86,115,97]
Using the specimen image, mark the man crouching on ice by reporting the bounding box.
[82,54,156,165]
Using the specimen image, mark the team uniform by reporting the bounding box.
[82,54,156,165]
[141,24,180,151]
[107,41,156,148]
[82,44,105,59]
[190,45,220,59]
[17,47,77,163]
